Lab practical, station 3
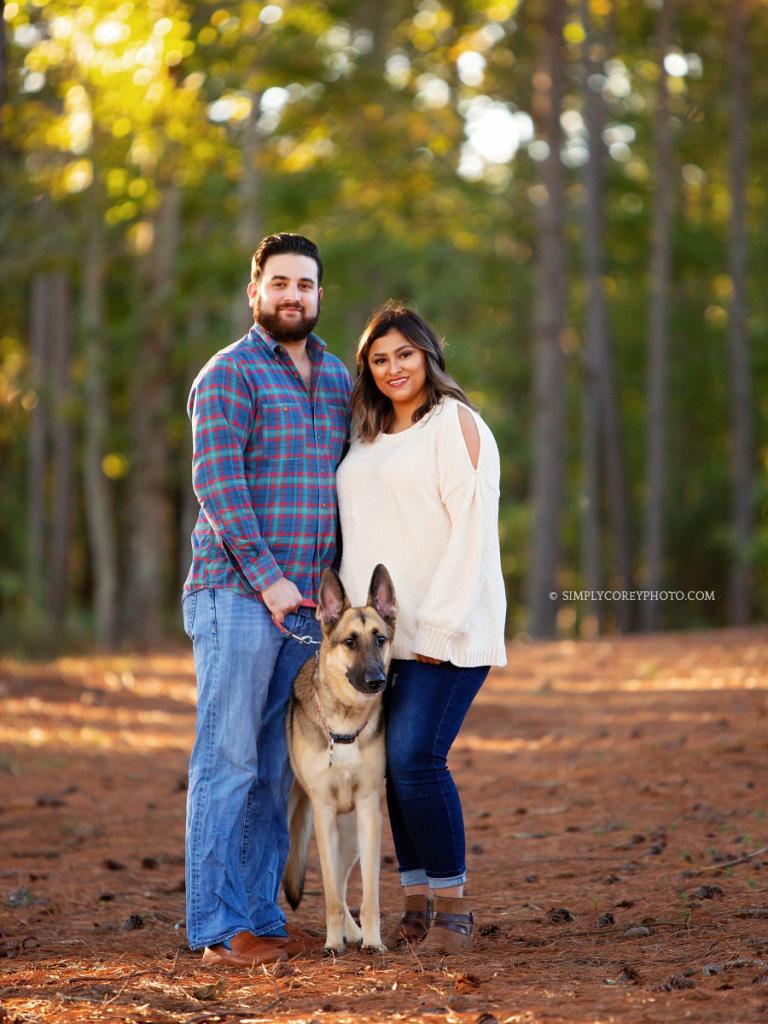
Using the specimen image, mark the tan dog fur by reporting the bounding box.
[283,565,397,953]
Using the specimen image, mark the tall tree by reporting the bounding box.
[726,0,754,624]
[82,198,118,647]
[525,0,567,638]
[0,0,7,170]
[579,0,605,634]
[643,0,675,631]
[48,270,74,628]
[230,93,263,338]
[26,274,49,619]
[126,185,181,648]
[580,0,635,632]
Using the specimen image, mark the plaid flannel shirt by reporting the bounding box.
[183,323,352,602]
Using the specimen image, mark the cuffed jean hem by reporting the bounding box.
[399,869,468,888]
[251,919,289,938]
[189,927,246,952]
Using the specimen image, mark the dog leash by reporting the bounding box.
[271,597,322,646]
[313,690,372,767]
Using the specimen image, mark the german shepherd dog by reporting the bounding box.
[282,564,397,953]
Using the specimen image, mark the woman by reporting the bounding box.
[336,301,507,953]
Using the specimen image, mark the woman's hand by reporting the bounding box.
[415,653,444,665]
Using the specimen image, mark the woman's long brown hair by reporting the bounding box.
[351,301,476,442]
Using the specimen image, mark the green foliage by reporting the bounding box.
[0,0,765,647]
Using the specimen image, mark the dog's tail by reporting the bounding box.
[283,780,313,911]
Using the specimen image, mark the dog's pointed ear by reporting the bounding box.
[316,568,350,629]
[367,564,397,625]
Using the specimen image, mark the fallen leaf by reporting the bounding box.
[193,980,226,1001]
[454,972,482,993]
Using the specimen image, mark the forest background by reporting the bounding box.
[0,0,766,653]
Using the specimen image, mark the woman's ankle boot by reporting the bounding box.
[421,895,474,953]
[384,894,432,949]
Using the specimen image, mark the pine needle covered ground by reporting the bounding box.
[1,627,767,1023]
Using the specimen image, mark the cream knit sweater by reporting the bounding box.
[337,397,507,667]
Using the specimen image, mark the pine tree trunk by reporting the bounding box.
[525,0,567,638]
[127,185,181,648]
[48,271,74,629]
[82,204,118,647]
[579,369,602,634]
[231,95,262,338]
[579,3,603,633]
[643,0,675,632]
[27,273,49,618]
[0,2,7,170]
[726,0,753,624]
[580,0,635,633]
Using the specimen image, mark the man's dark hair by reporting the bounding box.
[250,233,323,285]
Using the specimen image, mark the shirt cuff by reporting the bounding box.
[239,550,284,593]
[413,622,454,662]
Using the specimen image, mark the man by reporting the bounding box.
[182,233,352,967]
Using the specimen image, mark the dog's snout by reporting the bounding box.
[347,664,388,695]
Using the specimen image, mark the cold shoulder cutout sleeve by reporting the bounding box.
[412,400,506,665]
[457,403,481,469]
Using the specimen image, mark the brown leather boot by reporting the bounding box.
[201,931,288,967]
[420,895,473,953]
[384,894,432,949]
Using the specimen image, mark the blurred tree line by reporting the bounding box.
[0,0,766,652]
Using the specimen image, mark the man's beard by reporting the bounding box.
[255,298,320,342]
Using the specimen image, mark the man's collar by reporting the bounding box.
[248,321,326,359]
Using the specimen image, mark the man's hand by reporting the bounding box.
[415,653,444,665]
[262,576,303,626]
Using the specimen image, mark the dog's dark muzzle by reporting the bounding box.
[348,669,388,696]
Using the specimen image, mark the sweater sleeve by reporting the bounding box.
[189,357,283,592]
[412,402,501,661]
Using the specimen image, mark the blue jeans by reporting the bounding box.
[385,659,489,889]
[182,588,320,950]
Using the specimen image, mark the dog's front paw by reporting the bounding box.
[361,943,388,954]
[323,942,346,956]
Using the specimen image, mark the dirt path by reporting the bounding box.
[1,627,767,1023]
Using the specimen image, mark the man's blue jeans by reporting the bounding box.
[182,588,319,950]
[385,659,489,889]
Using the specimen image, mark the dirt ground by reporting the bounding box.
[1,626,767,1024]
